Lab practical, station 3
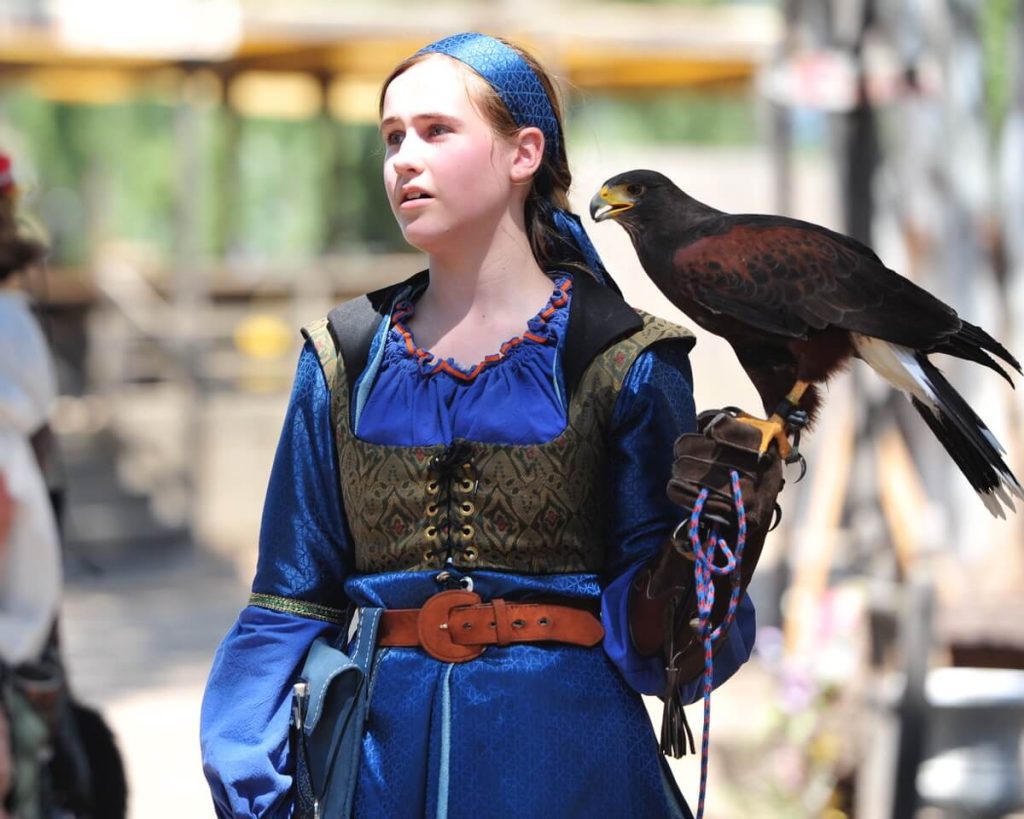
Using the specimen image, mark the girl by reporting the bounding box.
[201,33,764,818]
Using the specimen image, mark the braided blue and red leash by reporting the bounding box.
[686,470,747,819]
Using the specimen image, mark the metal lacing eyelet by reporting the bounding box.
[460,478,475,492]
[425,525,438,541]
[462,546,478,562]
[427,480,440,494]
[426,503,439,517]
[460,501,474,516]
[423,549,435,562]
[461,524,474,539]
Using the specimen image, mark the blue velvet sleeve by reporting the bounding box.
[251,342,353,609]
[201,342,352,818]
[201,607,339,818]
[599,340,756,700]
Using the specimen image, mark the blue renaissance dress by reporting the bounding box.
[200,275,755,818]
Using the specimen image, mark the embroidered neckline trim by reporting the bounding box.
[390,276,572,382]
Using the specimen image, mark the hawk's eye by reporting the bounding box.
[626,183,644,197]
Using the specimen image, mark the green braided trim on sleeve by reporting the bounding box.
[300,317,339,396]
[248,592,347,624]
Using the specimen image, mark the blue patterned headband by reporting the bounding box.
[414,32,618,293]
[417,32,561,157]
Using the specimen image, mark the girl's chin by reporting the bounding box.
[399,213,497,256]
[399,233,437,255]
[400,225,457,255]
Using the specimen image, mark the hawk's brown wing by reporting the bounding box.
[670,215,960,348]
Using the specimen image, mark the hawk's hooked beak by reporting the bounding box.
[590,185,636,222]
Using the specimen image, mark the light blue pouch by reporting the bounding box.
[292,608,382,819]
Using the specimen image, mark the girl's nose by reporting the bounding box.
[392,136,424,175]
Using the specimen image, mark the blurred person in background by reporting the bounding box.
[0,153,126,819]
[0,152,59,670]
[201,33,782,819]
[0,151,63,818]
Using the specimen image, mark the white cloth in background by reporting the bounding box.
[0,291,57,437]
[0,290,61,665]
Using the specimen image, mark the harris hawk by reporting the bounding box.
[590,169,1023,517]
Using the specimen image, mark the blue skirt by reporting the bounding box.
[354,641,691,818]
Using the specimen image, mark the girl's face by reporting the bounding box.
[380,56,521,254]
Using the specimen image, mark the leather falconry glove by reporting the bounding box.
[630,407,786,682]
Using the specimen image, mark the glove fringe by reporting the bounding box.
[660,680,695,759]
[660,598,695,759]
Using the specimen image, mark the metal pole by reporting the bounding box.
[173,65,206,543]
[891,570,934,819]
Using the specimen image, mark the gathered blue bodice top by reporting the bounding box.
[357,275,572,446]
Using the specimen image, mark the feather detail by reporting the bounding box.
[929,319,1022,386]
[852,333,1023,517]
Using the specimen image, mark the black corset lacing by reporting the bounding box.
[426,441,478,590]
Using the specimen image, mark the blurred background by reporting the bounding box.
[1,0,1022,816]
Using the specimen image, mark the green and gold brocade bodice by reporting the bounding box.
[303,310,692,576]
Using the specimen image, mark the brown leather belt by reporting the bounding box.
[377,590,605,663]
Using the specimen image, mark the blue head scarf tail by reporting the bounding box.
[417,33,621,295]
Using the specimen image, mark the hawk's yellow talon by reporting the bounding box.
[733,412,793,460]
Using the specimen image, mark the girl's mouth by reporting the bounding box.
[402,188,432,201]
[400,191,433,209]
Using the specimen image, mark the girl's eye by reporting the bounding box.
[385,131,404,147]
[427,123,450,137]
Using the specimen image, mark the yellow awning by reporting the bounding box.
[0,6,779,110]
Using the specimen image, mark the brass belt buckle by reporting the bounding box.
[417,589,485,663]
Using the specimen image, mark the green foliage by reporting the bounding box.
[230,117,322,260]
[104,101,177,255]
[333,123,406,253]
[0,84,751,273]
[569,89,758,146]
[980,0,1014,136]
[2,93,89,264]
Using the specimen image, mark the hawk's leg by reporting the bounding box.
[733,380,811,461]
[777,406,809,479]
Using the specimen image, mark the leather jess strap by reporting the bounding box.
[376,590,605,663]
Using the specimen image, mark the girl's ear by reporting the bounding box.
[509,126,545,183]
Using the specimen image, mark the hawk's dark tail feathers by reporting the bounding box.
[931,320,1022,387]
[911,353,1023,518]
